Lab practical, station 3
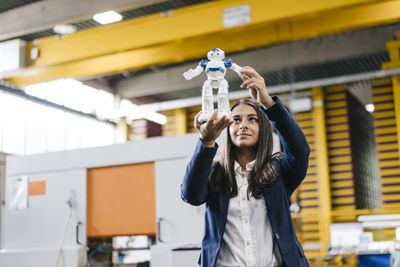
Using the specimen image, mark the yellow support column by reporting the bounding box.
[116,117,130,142]
[162,108,187,136]
[312,87,332,256]
[382,31,400,169]
[174,108,187,136]
[382,31,400,70]
[392,75,400,164]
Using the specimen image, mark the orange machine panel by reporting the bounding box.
[29,180,46,196]
[87,162,156,237]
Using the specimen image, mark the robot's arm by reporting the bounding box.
[230,63,242,76]
[225,58,242,76]
[183,60,207,80]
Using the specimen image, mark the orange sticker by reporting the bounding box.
[29,180,46,196]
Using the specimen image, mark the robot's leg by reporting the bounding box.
[217,80,230,118]
[199,81,213,122]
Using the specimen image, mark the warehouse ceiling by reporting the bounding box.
[115,52,389,105]
[0,0,214,41]
[15,0,215,41]
[110,21,399,106]
[1,0,400,109]
[0,0,41,13]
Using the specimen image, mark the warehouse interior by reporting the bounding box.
[1,0,400,266]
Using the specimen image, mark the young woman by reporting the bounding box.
[181,66,310,267]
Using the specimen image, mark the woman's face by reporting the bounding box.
[229,104,260,149]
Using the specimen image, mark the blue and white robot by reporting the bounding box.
[183,48,242,122]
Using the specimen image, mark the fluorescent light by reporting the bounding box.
[142,112,167,125]
[362,221,400,229]
[93,11,122,25]
[97,107,167,125]
[128,107,167,125]
[358,214,400,222]
[365,103,375,112]
[53,24,77,35]
[289,97,312,113]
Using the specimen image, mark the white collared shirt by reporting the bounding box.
[215,160,282,267]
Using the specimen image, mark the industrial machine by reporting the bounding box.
[0,133,206,267]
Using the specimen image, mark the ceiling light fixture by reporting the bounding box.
[365,103,375,112]
[53,24,77,35]
[93,11,123,25]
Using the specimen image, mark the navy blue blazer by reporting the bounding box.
[181,96,310,267]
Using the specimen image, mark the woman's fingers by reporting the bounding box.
[240,74,251,81]
[240,66,273,107]
[214,115,228,129]
[224,117,235,128]
[241,79,263,92]
[244,82,259,90]
[220,116,234,129]
[240,78,251,88]
[194,111,202,129]
[240,78,258,89]
[207,114,234,134]
[240,67,264,89]
[198,109,234,132]
[205,109,219,126]
[196,112,234,145]
[241,66,262,79]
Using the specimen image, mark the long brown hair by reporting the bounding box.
[209,99,282,199]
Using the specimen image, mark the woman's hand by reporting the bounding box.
[195,109,234,147]
[240,66,275,109]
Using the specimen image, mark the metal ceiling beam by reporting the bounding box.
[4,0,400,86]
[115,23,397,99]
[139,67,400,112]
[0,0,167,41]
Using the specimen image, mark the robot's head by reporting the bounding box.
[207,48,225,61]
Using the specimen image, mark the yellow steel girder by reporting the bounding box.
[382,31,400,169]
[4,0,400,86]
[391,75,400,167]
[312,87,332,257]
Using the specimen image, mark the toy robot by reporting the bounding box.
[183,48,242,122]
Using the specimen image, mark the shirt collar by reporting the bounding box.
[234,160,256,173]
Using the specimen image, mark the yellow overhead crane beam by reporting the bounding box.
[4,0,400,86]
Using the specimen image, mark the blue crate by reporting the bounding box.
[358,254,391,267]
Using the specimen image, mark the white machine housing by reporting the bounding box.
[0,133,206,267]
